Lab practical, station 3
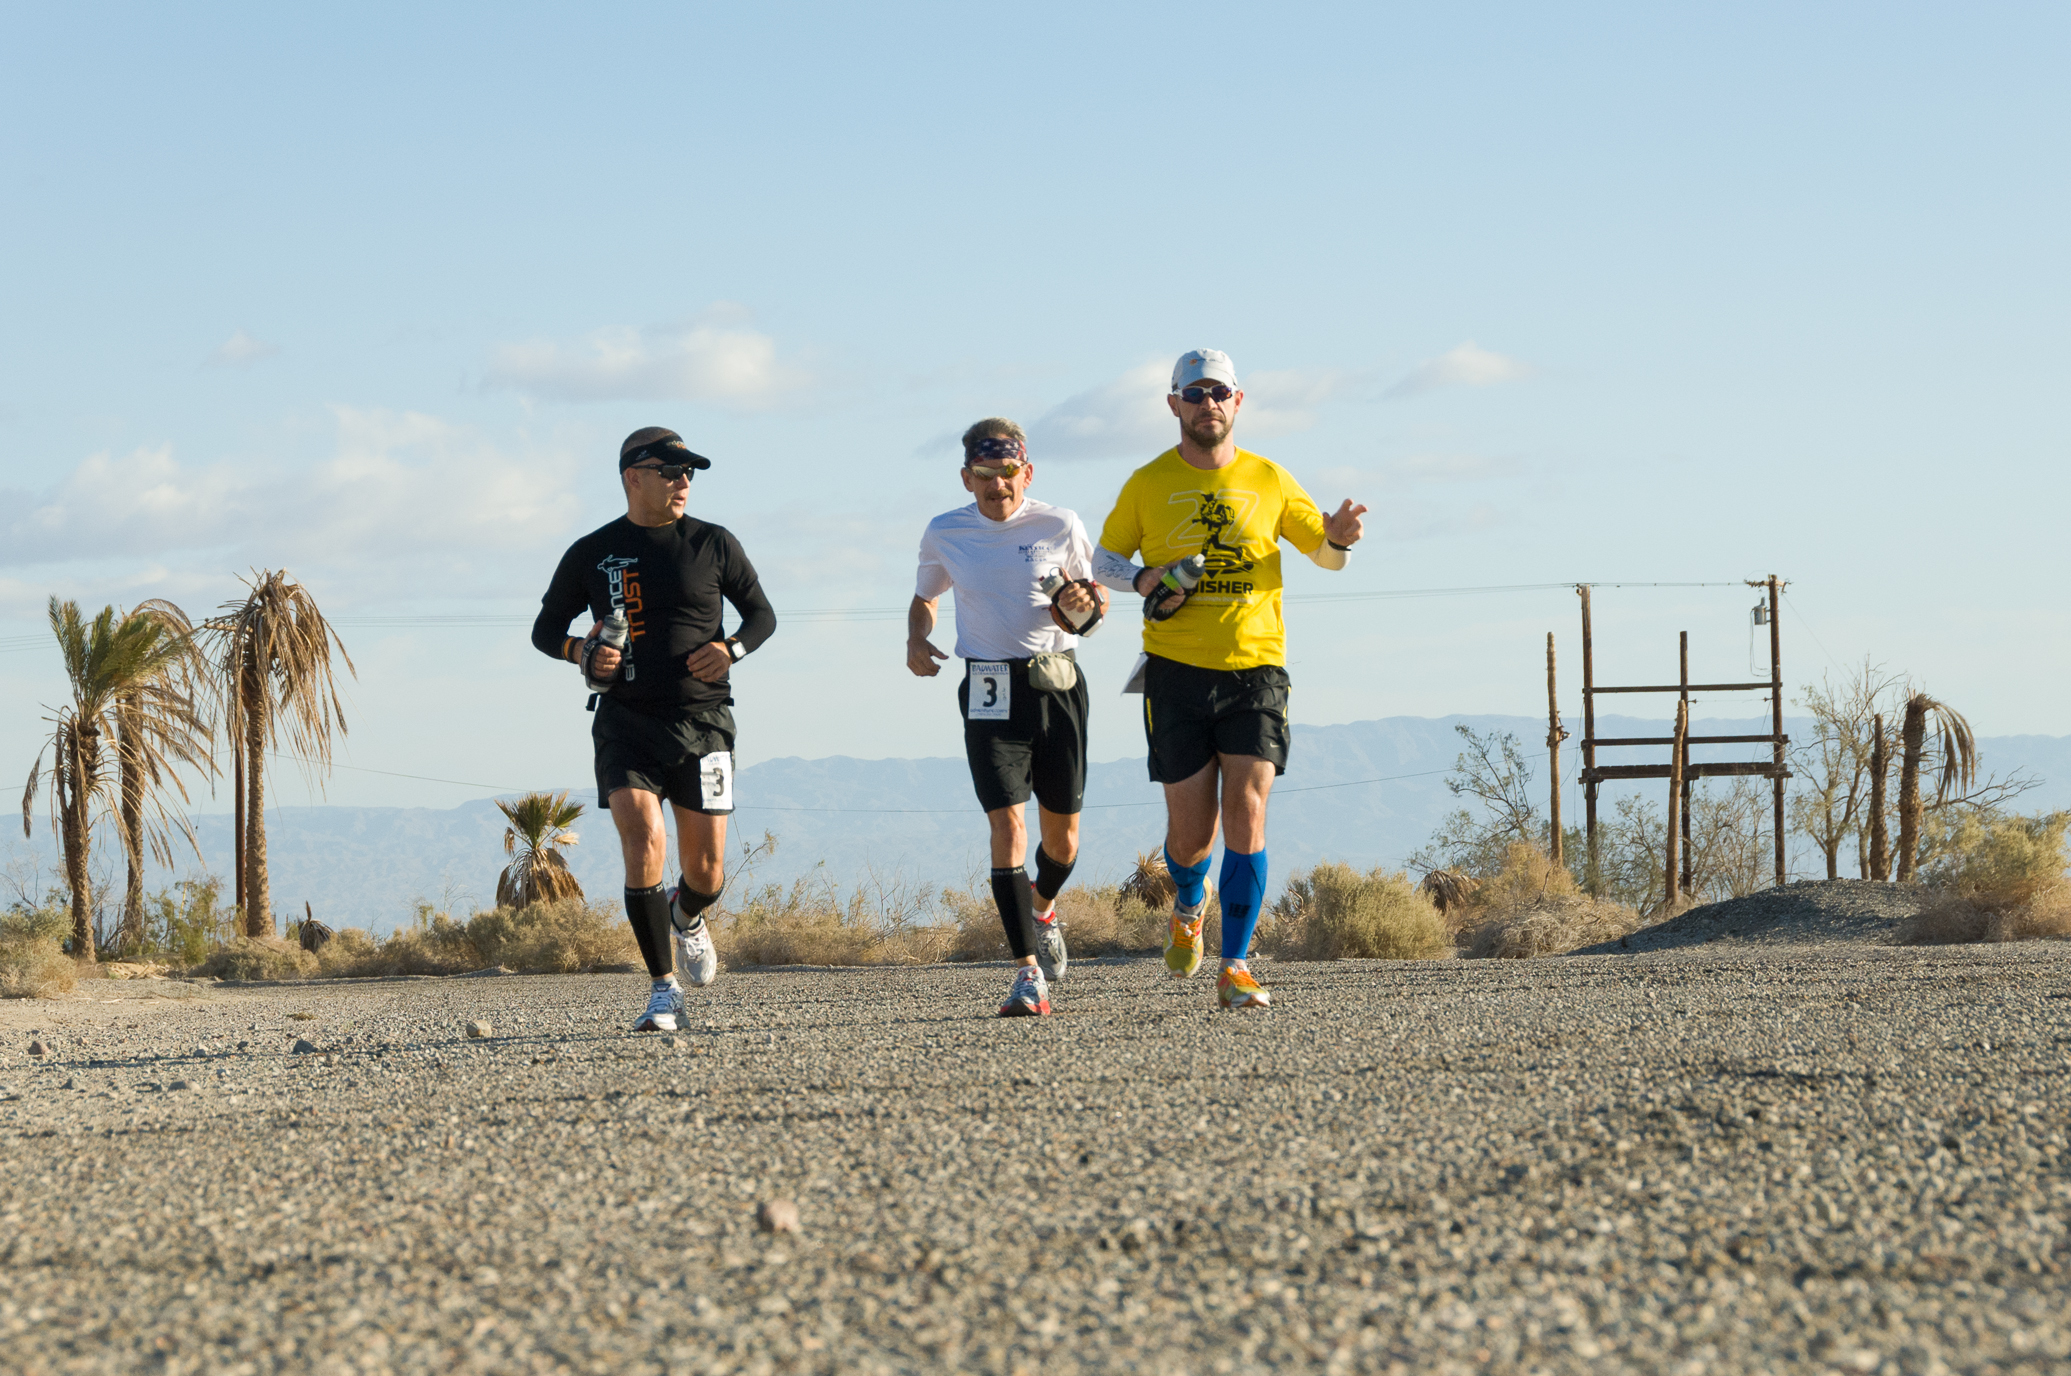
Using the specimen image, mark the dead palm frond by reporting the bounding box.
[205,570,355,938]
[1119,850,1177,910]
[21,597,213,960]
[495,791,586,910]
[1896,694,1976,882]
[1418,867,1480,916]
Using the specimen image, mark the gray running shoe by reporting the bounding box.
[998,966,1051,1018]
[631,981,682,1032]
[669,885,721,987]
[1035,911,1068,984]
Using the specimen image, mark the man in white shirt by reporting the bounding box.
[908,418,1108,1017]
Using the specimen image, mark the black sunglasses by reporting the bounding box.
[630,463,699,481]
[1178,384,1234,404]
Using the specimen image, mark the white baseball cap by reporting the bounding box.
[1170,348,1238,393]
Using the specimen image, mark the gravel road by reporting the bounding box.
[2,943,2068,1375]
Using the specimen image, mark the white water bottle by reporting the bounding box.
[1039,570,1098,634]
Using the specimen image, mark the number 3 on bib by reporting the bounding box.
[966,661,1011,721]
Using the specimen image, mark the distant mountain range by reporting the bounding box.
[13,715,2068,933]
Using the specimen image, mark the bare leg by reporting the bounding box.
[609,788,670,888]
[672,805,727,894]
[1036,806,1080,865]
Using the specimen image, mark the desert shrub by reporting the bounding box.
[143,877,234,966]
[314,927,381,975]
[1258,864,1450,961]
[716,874,953,967]
[359,913,483,975]
[1455,842,1647,958]
[192,938,320,981]
[944,882,1179,962]
[2,903,70,946]
[0,936,75,998]
[1901,811,2071,945]
[466,899,638,973]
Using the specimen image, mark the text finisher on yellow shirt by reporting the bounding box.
[1097,447,1329,671]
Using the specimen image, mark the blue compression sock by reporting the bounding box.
[1165,846,1211,911]
[1218,848,1268,961]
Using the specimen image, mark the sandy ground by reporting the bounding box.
[2,944,2068,1375]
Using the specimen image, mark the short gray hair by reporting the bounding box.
[960,417,1026,462]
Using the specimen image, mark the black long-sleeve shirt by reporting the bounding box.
[532,515,777,715]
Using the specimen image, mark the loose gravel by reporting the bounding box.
[1580,879,1934,955]
[2,943,2068,1374]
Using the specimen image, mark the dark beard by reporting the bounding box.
[1183,413,1232,449]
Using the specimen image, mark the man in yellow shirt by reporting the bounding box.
[1092,349,1368,1009]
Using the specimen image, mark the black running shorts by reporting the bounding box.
[1142,654,1291,784]
[957,657,1089,815]
[592,696,737,814]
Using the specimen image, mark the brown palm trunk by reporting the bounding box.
[243,677,272,938]
[1895,697,1925,882]
[1868,713,1890,881]
[117,700,146,954]
[63,725,96,962]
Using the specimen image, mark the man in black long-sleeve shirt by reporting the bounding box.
[532,426,777,1032]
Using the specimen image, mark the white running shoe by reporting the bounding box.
[1031,883,1068,983]
[632,981,683,1032]
[669,886,721,987]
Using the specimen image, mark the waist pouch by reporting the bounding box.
[1029,648,1078,693]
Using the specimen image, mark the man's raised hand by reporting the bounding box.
[1325,500,1369,548]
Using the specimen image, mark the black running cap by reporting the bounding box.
[618,426,713,472]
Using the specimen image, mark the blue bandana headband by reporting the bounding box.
[968,436,1026,465]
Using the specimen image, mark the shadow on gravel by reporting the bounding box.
[1572,878,1933,955]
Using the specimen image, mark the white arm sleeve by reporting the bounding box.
[1093,544,1143,593]
[1306,542,1350,571]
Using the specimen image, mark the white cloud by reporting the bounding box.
[1024,361,1362,458]
[1386,342,1533,398]
[208,329,280,366]
[0,408,586,612]
[487,311,799,406]
[1026,362,1174,460]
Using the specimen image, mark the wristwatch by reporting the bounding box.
[725,637,746,663]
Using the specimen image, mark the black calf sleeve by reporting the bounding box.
[672,880,719,933]
[625,884,673,979]
[989,866,1037,960]
[1033,846,1077,904]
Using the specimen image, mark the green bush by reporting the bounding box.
[191,938,319,981]
[1903,811,2071,945]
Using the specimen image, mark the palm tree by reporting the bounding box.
[207,570,354,938]
[113,600,213,953]
[1895,693,1976,882]
[495,791,586,909]
[21,599,212,961]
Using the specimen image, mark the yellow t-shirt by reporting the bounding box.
[1098,448,1328,671]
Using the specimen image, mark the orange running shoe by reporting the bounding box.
[1164,913,1205,980]
[1217,965,1271,1011]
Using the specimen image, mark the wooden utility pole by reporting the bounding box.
[1767,575,1786,887]
[1546,633,1568,868]
[1868,712,1889,880]
[1577,587,1598,891]
[1679,631,1694,896]
[1665,698,1689,905]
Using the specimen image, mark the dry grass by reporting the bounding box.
[1454,842,1647,959]
[1901,811,2071,945]
[943,883,1179,963]
[187,900,638,980]
[716,875,956,968]
[1258,864,1451,961]
[0,937,77,998]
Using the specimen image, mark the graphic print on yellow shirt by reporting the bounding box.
[1097,448,1328,671]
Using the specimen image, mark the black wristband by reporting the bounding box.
[1328,539,1351,552]
[725,637,746,663]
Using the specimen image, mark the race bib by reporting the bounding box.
[699,751,734,811]
[966,661,1011,720]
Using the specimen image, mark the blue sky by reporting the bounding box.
[3,3,2066,811]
